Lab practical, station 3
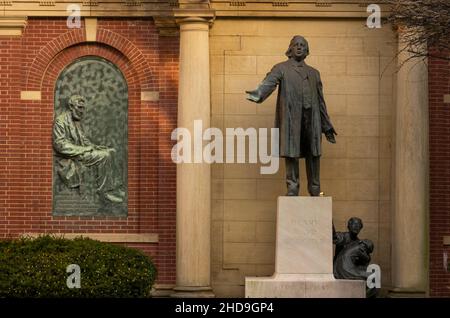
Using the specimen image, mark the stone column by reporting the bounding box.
[391,29,429,297]
[172,16,214,298]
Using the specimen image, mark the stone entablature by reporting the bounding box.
[0,1,391,35]
[0,1,389,18]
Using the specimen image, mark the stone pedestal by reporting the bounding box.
[245,197,366,298]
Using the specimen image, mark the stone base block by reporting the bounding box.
[150,284,175,298]
[171,286,215,298]
[245,274,366,298]
[387,288,426,298]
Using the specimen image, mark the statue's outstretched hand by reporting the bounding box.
[325,128,337,144]
[246,89,260,103]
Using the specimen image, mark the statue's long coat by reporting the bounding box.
[53,111,94,188]
[254,59,335,158]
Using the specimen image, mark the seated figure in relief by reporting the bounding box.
[52,94,125,203]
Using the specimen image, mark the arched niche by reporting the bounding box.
[52,56,128,216]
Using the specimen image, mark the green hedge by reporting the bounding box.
[0,235,157,298]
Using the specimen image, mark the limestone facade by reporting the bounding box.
[210,18,397,297]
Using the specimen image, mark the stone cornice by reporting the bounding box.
[178,0,211,10]
[0,1,390,18]
[154,15,179,36]
[1,0,390,35]
[156,7,215,36]
[212,1,391,18]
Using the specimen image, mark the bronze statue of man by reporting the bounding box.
[52,95,125,203]
[246,35,337,196]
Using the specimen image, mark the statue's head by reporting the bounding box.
[347,217,363,235]
[68,95,86,121]
[285,35,309,61]
[360,239,374,254]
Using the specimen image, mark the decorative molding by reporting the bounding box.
[0,1,391,18]
[358,1,371,7]
[82,1,98,6]
[272,2,289,7]
[141,91,160,102]
[444,236,450,245]
[85,17,97,41]
[39,1,55,6]
[0,16,27,36]
[153,16,179,36]
[154,8,216,35]
[315,1,332,7]
[20,91,41,100]
[178,0,211,10]
[174,9,216,25]
[21,233,159,243]
[229,1,246,7]
[212,1,389,18]
[124,0,142,7]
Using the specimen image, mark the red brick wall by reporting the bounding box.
[429,50,450,297]
[0,18,179,285]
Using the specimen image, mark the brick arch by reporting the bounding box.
[25,28,155,91]
[39,42,148,219]
[35,40,164,278]
[37,42,160,231]
[40,43,141,95]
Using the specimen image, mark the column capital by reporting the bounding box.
[153,9,215,36]
[174,9,215,27]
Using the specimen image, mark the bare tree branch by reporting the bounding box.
[385,0,450,61]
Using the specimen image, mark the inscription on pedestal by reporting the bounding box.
[276,196,332,274]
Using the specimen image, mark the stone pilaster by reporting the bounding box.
[171,11,215,298]
[390,29,429,297]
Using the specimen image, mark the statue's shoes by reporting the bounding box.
[104,192,124,203]
[309,189,321,196]
[286,185,299,196]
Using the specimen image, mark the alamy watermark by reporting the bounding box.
[66,264,81,289]
[171,120,280,175]
[66,4,81,29]
[366,263,381,289]
[367,4,382,29]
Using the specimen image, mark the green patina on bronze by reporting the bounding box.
[52,56,128,216]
